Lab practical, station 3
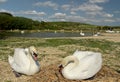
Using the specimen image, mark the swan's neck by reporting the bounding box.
[64,56,79,71]
[61,56,79,79]
[81,30,83,33]
[25,49,36,64]
[27,53,40,68]
[27,53,35,64]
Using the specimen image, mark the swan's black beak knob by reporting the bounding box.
[58,64,63,75]
[33,52,38,57]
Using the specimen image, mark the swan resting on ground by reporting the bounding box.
[8,46,40,77]
[59,50,102,80]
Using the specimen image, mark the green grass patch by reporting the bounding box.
[0,37,120,60]
[0,37,120,72]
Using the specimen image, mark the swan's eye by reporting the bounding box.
[33,52,38,57]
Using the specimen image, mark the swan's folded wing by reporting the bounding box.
[8,55,23,72]
[73,51,91,60]
[13,48,30,67]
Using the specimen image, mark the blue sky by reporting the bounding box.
[0,0,120,26]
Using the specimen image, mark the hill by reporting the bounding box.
[0,12,120,31]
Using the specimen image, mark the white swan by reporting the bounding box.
[93,32,100,36]
[80,30,85,36]
[21,30,24,34]
[59,50,102,80]
[8,46,40,77]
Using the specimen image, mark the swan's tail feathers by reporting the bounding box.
[8,55,14,65]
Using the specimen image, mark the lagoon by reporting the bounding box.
[9,31,93,38]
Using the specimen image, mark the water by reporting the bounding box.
[0,31,93,38]
[12,32,93,38]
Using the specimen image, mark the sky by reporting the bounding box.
[0,0,120,26]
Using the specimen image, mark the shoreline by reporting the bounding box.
[68,33,120,42]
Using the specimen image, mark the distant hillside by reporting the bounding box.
[45,21,97,30]
[0,12,13,16]
[0,12,120,31]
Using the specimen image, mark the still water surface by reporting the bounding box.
[11,32,93,38]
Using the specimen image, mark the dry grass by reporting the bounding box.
[0,33,120,82]
[28,65,120,82]
[0,55,120,82]
[0,48,120,82]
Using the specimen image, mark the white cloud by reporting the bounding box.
[70,11,76,15]
[61,4,71,10]
[0,9,14,14]
[0,9,43,17]
[0,0,7,3]
[49,13,99,23]
[104,19,115,22]
[71,3,103,12]
[50,13,66,19]
[48,12,116,25]
[23,10,46,16]
[102,13,113,18]
[16,10,46,16]
[34,1,58,10]
[86,11,99,16]
[89,0,109,3]
[70,0,113,19]
[86,11,113,18]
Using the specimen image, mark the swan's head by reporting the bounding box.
[29,46,38,61]
[59,56,77,73]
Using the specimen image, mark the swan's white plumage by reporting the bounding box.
[8,47,40,75]
[60,50,102,80]
[80,30,85,36]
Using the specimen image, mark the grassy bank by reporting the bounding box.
[0,37,120,73]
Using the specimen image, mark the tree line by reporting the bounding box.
[0,12,120,31]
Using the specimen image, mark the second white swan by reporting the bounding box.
[59,50,102,80]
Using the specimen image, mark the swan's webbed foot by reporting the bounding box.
[13,70,22,77]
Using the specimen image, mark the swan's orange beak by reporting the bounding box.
[33,52,38,61]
